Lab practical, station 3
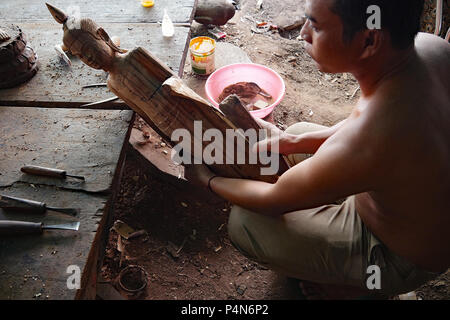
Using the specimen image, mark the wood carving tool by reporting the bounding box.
[21,165,85,180]
[0,194,79,217]
[81,83,107,89]
[79,96,119,108]
[0,220,80,236]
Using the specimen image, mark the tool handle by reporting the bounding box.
[21,165,66,178]
[0,221,43,235]
[0,194,46,213]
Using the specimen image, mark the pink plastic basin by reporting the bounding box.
[205,63,285,119]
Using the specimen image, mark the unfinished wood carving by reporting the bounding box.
[46,3,288,183]
[0,29,11,42]
[0,25,39,89]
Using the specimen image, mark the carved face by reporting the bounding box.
[63,29,115,71]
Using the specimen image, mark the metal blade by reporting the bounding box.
[66,174,85,180]
[42,221,80,231]
[82,83,107,89]
[46,207,80,216]
[80,96,119,108]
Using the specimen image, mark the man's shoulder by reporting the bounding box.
[415,32,450,49]
[415,33,450,64]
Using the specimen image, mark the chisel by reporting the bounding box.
[0,194,79,216]
[0,220,80,236]
[21,165,85,180]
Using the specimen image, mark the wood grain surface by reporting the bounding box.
[0,23,191,108]
[0,107,133,192]
[0,0,196,300]
[0,0,195,24]
[0,183,108,300]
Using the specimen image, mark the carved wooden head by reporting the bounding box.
[46,3,126,71]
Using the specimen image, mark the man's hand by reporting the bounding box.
[184,163,216,189]
[253,118,296,155]
[255,118,348,156]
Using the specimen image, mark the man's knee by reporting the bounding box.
[285,122,328,136]
[228,206,250,254]
[284,122,329,166]
[227,206,264,262]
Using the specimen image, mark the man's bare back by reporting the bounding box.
[334,33,450,272]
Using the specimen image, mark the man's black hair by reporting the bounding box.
[330,0,425,50]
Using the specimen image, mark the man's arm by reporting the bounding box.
[209,125,376,216]
[255,118,347,155]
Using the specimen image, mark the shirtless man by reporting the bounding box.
[187,0,450,298]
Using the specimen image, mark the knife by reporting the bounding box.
[0,220,80,236]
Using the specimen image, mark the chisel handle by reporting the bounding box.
[21,165,67,178]
[0,221,43,235]
[0,194,46,213]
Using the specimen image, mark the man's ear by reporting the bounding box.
[360,29,384,59]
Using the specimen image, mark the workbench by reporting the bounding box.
[0,0,196,299]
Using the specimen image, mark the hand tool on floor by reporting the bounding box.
[0,220,80,236]
[79,96,120,108]
[21,165,85,180]
[0,194,79,217]
[81,82,107,89]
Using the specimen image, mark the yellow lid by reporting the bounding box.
[141,0,154,8]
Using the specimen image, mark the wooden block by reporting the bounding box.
[219,95,290,175]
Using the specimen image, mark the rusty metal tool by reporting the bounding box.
[0,194,79,217]
[21,165,85,180]
[79,96,119,108]
[0,220,80,236]
[81,82,107,89]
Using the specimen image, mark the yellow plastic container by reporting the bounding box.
[189,36,216,76]
[141,0,154,8]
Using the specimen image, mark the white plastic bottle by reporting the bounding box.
[162,9,174,37]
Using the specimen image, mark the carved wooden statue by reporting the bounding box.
[0,25,39,89]
[46,3,288,183]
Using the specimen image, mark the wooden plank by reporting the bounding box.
[0,183,108,300]
[0,23,191,108]
[219,95,290,175]
[0,0,197,300]
[76,124,132,300]
[129,127,184,179]
[0,108,133,300]
[0,107,133,193]
[0,0,195,24]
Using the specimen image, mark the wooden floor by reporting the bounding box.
[0,0,196,299]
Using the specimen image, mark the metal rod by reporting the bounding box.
[435,0,443,36]
[80,96,120,108]
[82,83,108,89]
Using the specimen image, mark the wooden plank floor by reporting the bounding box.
[0,107,133,192]
[0,0,196,299]
[0,23,191,108]
[0,184,108,300]
[0,0,194,24]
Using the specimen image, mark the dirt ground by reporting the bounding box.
[100,0,450,300]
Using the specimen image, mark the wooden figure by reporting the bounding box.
[0,25,39,89]
[46,3,288,183]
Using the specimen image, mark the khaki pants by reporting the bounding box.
[228,122,441,296]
